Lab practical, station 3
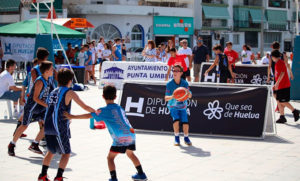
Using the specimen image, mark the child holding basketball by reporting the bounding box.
[165,64,192,146]
[38,68,95,181]
[64,85,147,181]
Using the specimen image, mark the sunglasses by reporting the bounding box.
[172,70,182,73]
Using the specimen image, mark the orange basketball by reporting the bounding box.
[173,87,189,102]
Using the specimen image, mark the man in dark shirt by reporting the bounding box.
[192,36,210,82]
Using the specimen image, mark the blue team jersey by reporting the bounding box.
[44,87,72,137]
[165,79,190,110]
[33,65,56,88]
[85,50,93,65]
[113,44,122,61]
[91,104,135,146]
[23,76,53,115]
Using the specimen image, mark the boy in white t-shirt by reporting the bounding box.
[77,47,87,67]
[178,39,192,82]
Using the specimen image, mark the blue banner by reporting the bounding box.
[291,36,300,100]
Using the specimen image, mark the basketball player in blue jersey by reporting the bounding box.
[165,65,192,146]
[64,85,148,181]
[38,68,95,181]
[112,38,123,61]
[12,48,49,138]
[8,61,54,156]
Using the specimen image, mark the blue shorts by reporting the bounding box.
[0,90,21,102]
[45,134,71,154]
[170,109,188,123]
[22,105,45,126]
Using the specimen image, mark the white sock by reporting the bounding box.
[19,105,24,111]
[10,141,16,145]
[33,140,39,144]
[174,133,179,136]
[184,134,189,137]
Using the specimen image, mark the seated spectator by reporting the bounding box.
[0,59,24,117]
[55,50,65,64]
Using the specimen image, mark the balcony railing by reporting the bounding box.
[202,0,228,4]
[234,20,261,31]
[138,0,189,8]
[268,24,287,31]
[202,19,228,29]
[234,0,262,7]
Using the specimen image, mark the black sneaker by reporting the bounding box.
[293,109,299,122]
[28,142,43,155]
[276,116,287,124]
[8,143,15,156]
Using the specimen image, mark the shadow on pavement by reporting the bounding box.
[284,123,300,129]
[135,130,293,144]
[179,145,211,157]
[262,135,293,144]
[14,152,76,171]
[0,119,17,124]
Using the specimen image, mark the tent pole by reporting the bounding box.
[53,25,79,83]
[37,2,39,34]
[51,1,53,39]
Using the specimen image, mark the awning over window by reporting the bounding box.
[0,0,20,13]
[249,9,266,23]
[202,5,230,20]
[266,10,287,25]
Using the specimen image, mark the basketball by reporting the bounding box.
[173,87,189,102]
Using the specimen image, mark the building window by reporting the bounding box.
[264,32,281,48]
[131,25,144,48]
[243,0,262,6]
[268,0,286,8]
[245,31,258,48]
[233,34,240,44]
[92,24,121,42]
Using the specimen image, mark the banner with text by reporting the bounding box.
[120,82,270,138]
[1,36,83,62]
[200,63,269,84]
[1,36,35,62]
[100,61,173,89]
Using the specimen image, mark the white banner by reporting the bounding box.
[100,61,173,89]
[0,36,35,62]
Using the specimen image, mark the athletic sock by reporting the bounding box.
[41,165,49,176]
[110,170,117,180]
[184,134,189,137]
[13,121,22,135]
[33,140,39,144]
[10,141,16,145]
[174,133,179,136]
[136,165,144,175]
[56,168,64,178]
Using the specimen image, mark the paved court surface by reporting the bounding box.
[0,84,300,181]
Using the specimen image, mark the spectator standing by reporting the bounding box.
[224,41,239,83]
[54,51,65,65]
[66,43,75,64]
[261,52,270,65]
[192,36,210,82]
[84,44,96,84]
[241,45,256,64]
[142,40,156,62]
[178,39,192,82]
[77,46,87,67]
[112,38,123,61]
[122,39,127,61]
